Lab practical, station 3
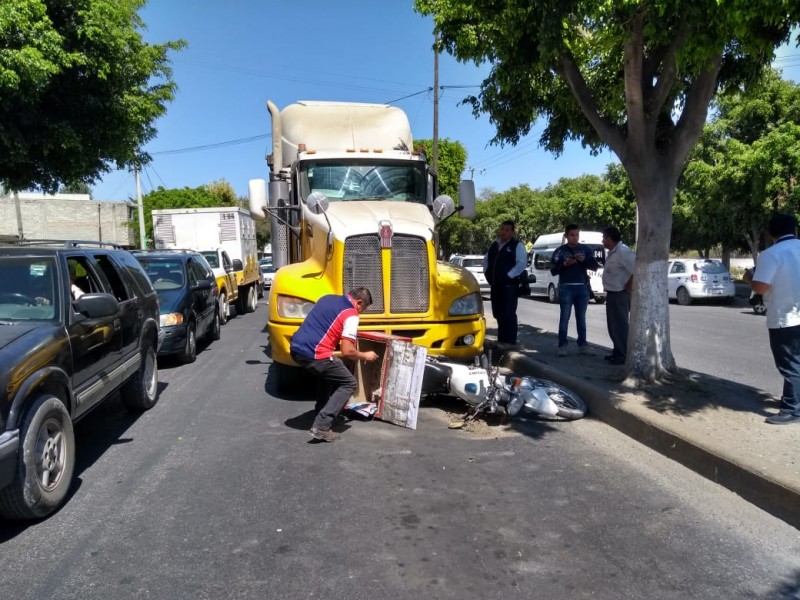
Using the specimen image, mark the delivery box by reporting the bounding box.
[346,332,427,429]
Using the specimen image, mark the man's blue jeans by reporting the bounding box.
[768,325,800,412]
[558,284,590,348]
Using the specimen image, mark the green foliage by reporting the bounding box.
[415,137,467,200]
[131,184,234,247]
[0,0,185,193]
[676,70,800,255]
[203,179,239,207]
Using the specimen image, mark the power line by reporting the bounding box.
[151,133,271,156]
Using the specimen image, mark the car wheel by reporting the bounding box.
[753,301,767,315]
[0,394,75,520]
[547,284,559,304]
[219,292,228,325]
[121,344,159,411]
[180,322,197,363]
[676,286,692,306]
[209,306,221,341]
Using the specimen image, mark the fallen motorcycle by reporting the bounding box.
[421,354,587,425]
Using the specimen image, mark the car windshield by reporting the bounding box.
[0,256,59,322]
[462,258,483,269]
[695,261,727,274]
[298,159,428,203]
[138,259,186,290]
[262,265,277,273]
[201,252,219,269]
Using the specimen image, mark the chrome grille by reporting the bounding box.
[343,235,384,314]
[390,235,429,313]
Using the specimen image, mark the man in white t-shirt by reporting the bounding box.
[744,213,800,424]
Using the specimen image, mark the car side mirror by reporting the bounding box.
[232,259,243,271]
[192,280,213,291]
[74,293,118,318]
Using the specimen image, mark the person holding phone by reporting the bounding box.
[550,224,600,357]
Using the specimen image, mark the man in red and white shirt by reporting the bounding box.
[290,287,378,441]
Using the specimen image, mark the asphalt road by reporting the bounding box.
[516,295,780,397]
[1,300,799,599]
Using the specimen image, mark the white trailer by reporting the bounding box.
[152,207,261,316]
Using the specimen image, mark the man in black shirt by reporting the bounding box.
[483,220,527,345]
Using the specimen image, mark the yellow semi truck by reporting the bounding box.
[249,100,485,390]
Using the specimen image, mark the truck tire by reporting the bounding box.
[219,292,228,325]
[238,285,257,314]
[121,344,159,411]
[0,394,75,520]
[271,362,300,395]
[208,306,221,341]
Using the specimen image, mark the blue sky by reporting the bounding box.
[91,2,800,202]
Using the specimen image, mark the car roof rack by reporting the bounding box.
[132,248,197,254]
[7,239,124,249]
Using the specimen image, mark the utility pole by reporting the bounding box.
[134,162,146,249]
[13,191,23,241]
[432,33,439,175]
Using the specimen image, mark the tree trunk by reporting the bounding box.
[627,173,677,383]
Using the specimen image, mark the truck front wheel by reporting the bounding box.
[219,292,228,325]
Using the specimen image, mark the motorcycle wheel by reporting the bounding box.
[538,380,587,420]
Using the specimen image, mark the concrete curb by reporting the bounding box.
[496,347,800,530]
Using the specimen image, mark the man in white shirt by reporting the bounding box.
[601,226,636,365]
[744,213,800,424]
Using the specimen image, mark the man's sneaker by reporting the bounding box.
[765,411,800,425]
[309,427,341,442]
[578,346,595,356]
[557,346,568,357]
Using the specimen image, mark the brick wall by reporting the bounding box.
[0,194,134,246]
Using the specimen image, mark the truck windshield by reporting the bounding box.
[298,160,428,203]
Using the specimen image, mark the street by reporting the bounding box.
[0,299,798,600]
[517,295,780,398]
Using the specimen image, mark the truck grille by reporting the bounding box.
[343,234,429,314]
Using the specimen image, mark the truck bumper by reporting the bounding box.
[268,317,486,366]
[0,429,20,490]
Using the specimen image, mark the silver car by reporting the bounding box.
[667,258,735,305]
[449,254,490,292]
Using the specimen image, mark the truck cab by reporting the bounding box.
[249,100,485,390]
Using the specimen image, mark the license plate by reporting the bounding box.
[712,290,723,295]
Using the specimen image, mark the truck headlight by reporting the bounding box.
[276,295,315,319]
[449,292,481,316]
[160,313,184,327]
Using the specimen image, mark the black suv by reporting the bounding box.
[131,250,220,363]
[0,241,161,520]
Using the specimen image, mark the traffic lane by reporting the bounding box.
[1,299,798,599]
[517,296,779,397]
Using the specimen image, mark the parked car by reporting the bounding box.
[667,258,735,305]
[449,254,490,292]
[132,250,220,363]
[0,241,161,519]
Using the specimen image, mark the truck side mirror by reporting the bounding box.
[458,180,476,219]
[306,191,330,215]
[432,195,455,220]
[248,179,268,220]
[232,259,243,271]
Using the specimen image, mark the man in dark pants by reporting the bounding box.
[483,220,527,345]
[744,213,800,425]
[290,288,378,442]
[601,226,635,365]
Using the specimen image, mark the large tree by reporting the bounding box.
[416,0,797,381]
[0,0,184,193]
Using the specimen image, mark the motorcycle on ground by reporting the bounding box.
[421,353,587,426]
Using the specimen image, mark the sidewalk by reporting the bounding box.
[484,306,800,530]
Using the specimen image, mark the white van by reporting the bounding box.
[528,231,606,303]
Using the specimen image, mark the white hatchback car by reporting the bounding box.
[449,254,490,292]
[259,259,277,289]
[667,258,735,305]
